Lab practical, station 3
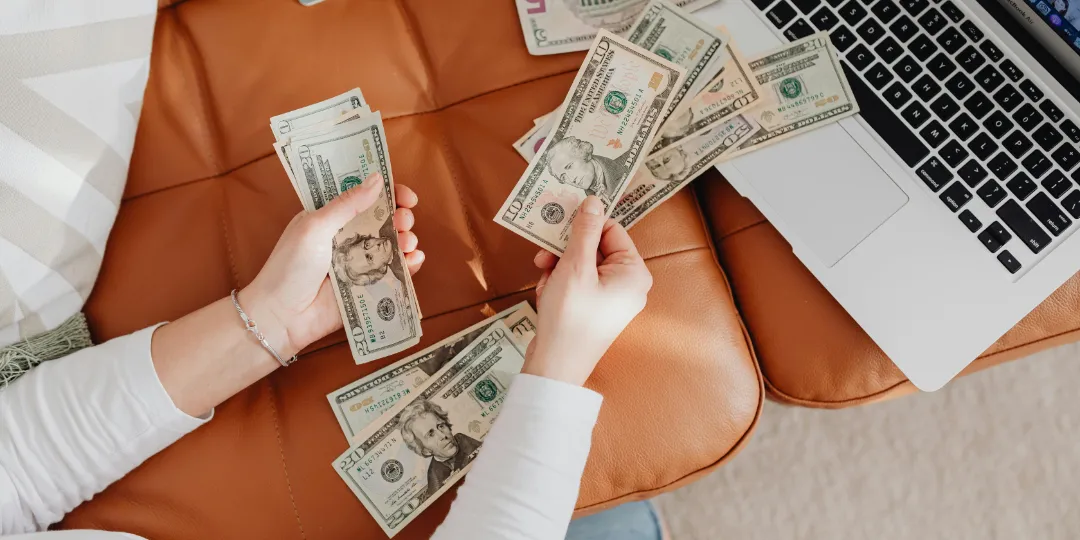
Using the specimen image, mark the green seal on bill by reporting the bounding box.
[779,77,803,100]
[474,379,499,403]
[655,47,675,61]
[340,175,363,192]
[604,91,628,114]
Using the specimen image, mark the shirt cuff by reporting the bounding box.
[119,324,213,433]
[507,374,604,423]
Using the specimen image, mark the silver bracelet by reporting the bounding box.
[231,289,297,367]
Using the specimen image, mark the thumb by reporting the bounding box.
[317,172,383,233]
[563,196,606,271]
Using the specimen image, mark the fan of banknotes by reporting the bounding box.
[270,90,423,365]
[500,0,860,252]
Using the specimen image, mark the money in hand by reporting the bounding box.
[649,38,763,155]
[495,30,685,254]
[333,320,528,538]
[725,32,859,158]
[326,302,537,441]
[270,98,423,365]
[612,114,757,228]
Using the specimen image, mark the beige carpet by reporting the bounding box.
[656,343,1080,539]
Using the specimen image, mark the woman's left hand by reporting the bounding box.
[239,172,422,358]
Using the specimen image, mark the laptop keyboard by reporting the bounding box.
[751,0,1080,276]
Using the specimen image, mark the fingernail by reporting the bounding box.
[581,196,603,216]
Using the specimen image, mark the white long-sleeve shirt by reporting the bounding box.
[0,326,603,539]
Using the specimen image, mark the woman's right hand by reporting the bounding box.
[526,195,653,386]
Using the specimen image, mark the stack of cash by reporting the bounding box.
[327,302,538,537]
[270,90,423,365]
[503,0,860,246]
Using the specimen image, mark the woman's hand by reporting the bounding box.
[239,172,423,358]
[526,195,653,386]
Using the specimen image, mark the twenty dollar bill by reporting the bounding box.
[327,302,537,441]
[495,30,685,254]
[333,320,527,537]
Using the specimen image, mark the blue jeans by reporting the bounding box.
[565,501,664,540]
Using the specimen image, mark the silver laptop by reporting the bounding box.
[695,0,1080,390]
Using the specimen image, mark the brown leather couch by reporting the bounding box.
[59,0,1080,537]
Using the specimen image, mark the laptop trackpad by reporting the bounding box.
[734,123,909,267]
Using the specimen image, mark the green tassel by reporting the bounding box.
[0,313,93,389]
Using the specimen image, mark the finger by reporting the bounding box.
[535,269,552,299]
[533,249,558,270]
[598,218,639,259]
[317,172,383,233]
[563,196,606,273]
[395,184,419,209]
[405,250,425,275]
[394,208,415,233]
[398,230,419,253]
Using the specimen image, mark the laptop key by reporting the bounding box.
[955,46,986,73]
[909,35,939,61]
[934,26,966,53]
[1041,170,1072,198]
[868,62,894,89]
[874,36,904,63]
[785,19,817,40]
[917,8,947,35]
[753,0,779,9]
[1019,79,1044,102]
[958,159,988,186]
[997,199,1051,254]
[992,84,1023,112]
[893,55,923,82]
[826,0,845,6]
[931,94,960,120]
[978,40,1003,61]
[811,7,841,30]
[977,227,1004,252]
[960,20,984,41]
[847,44,874,70]
[1039,101,1064,122]
[890,15,919,41]
[872,0,901,21]
[1002,131,1033,158]
[1005,171,1036,199]
[963,91,994,119]
[1061,119,1080,143]
[940,0,964,21]
[902,101,932,128]
[968,132,998,159]
[768,1,798,28]
[857,19,885,44]
[1026,192,1072,236]
[916,156,953,190]
[920,120,949,148]
[989,152,1018,181]
[792,0,823,14]
[977,180,1007,207]
[1032,124,1064,151]
[973,65,1004,92]
[899,0,929,16]
[940,181,972,211]
[1052,144,1080,171]
[959,209,982,232]
[883,81,912,107]
[844,64,931,166]
[945,72,974,99]
[948,112,978,140]
[838,0,868,23]
[831,25,858,51]
[1011,103,1043,131]
[1022,150,1052,178]
[913,75,941,101]
[999,59,1023,82]
[926,52,955,79]
[983,110,1014,138]
[997,250,1021,274]
[1063,190,1080,218]
[940,140,969,166]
